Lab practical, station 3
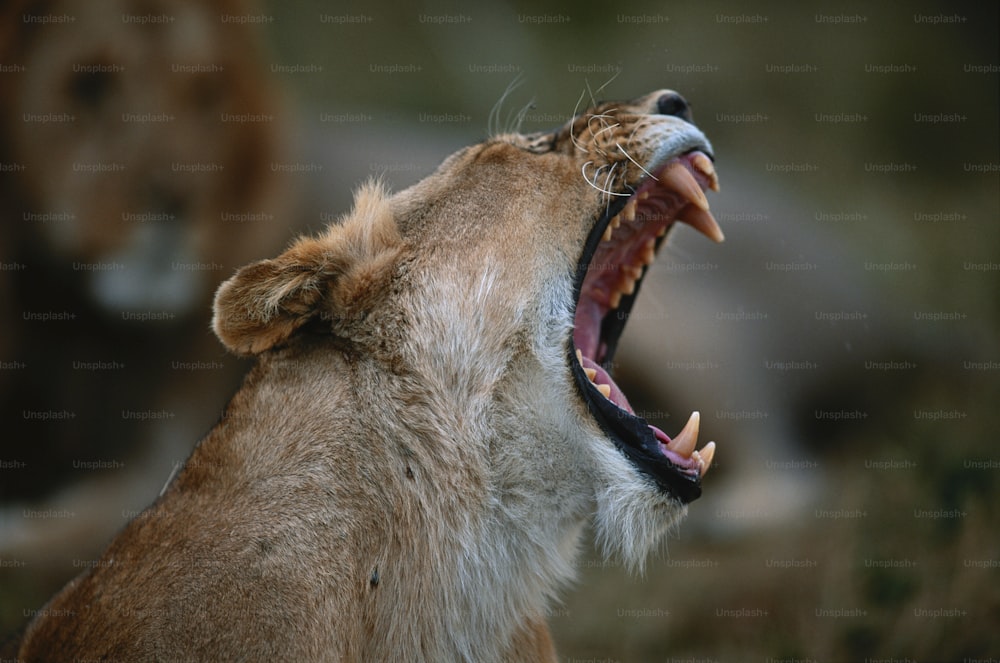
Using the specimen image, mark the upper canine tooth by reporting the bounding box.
[662,163,710,212]
[576,349,584,366]
[666,411,700,458]
[691,153,721,193]
[677,204,725,243]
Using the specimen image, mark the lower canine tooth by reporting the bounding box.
[666,411,700,458]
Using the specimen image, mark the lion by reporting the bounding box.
[0,0,292,505]
[12,89,722,661]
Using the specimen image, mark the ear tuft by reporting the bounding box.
[212,181,403,356]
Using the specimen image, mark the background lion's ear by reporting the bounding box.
[213,182,403,356]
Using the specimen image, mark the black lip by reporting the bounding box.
[570,200,702,505]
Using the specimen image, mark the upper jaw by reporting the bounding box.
[645,124,715,180]
[570,131,721,504]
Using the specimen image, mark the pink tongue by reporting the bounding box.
[651,425,671,445]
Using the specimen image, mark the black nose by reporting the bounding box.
[656,92,692,122]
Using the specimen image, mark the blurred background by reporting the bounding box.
[1,0,997,660]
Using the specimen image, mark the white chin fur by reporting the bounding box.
[589,438,688,574]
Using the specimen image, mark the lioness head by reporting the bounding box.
[214,89,721,570]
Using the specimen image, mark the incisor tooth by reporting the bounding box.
[596,383,611,399]
[667,411,700,458]
[678,204,725,243]
[691,153,721,193]
[698,441,716,475]
[662,163,710,212]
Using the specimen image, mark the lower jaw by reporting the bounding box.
[569,348,703,504]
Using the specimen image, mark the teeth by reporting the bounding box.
[611,214,621,230]
[609,290,622,309]
[691,152,721,192]
[596,383,611,399]
[666,411,700,458]
[621,276,636,296]
[697,441,716,476]
[640,239,656,264]
[602,224,614,242]
[665,411,717,476]
[577,348,601,382]
[623,200,636,222]
[678,204,725,243]
[661,163,710,212]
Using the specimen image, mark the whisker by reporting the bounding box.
[593,123,621,138]
[616,144,656,180]
[601,162,621,209]
[581,161,631,198]
[488,75,525,137]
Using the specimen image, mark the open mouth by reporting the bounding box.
[570,149,721,504]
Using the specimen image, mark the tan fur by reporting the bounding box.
[16,90,713,661]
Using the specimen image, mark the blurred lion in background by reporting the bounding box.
[0,0,294,594]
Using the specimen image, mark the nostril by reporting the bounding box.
[656,92,692,121]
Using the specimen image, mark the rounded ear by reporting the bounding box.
[212,182,403,356]
[212,256,325,356]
